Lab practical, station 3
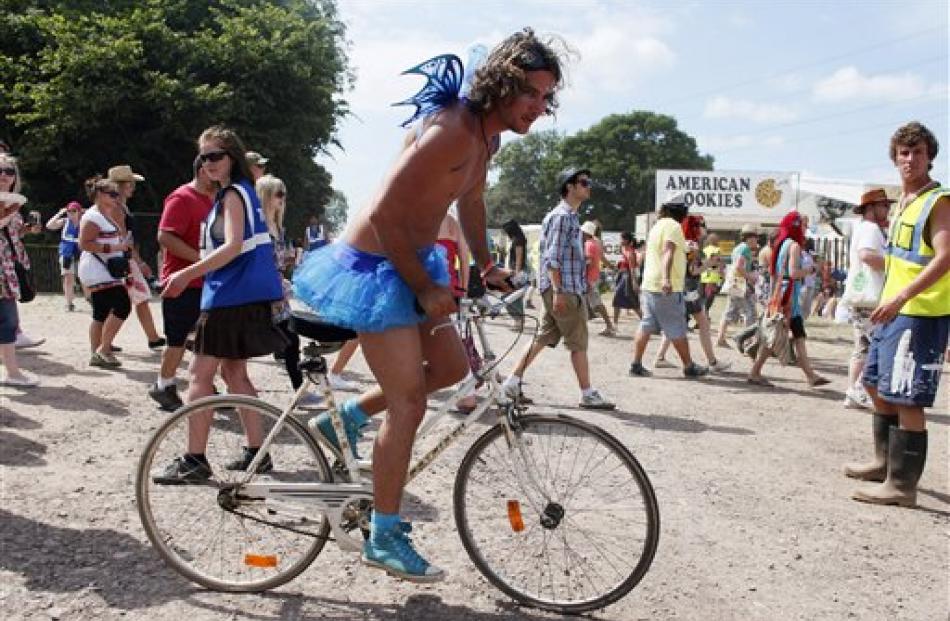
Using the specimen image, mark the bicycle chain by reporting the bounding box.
[223,504,335,541]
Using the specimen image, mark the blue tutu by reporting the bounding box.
[292,242,450,333]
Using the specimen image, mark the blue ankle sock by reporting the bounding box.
[342,399,370,428]
[370,510,401,545]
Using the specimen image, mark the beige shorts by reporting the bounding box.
[537,288,588,352]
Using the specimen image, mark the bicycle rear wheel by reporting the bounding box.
[453,414,659,613]
[136,395,332,592]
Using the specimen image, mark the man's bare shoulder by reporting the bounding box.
[408,104,481,160]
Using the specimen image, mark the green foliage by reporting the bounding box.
[484,129,563,225]
[486,111,713,232]
[322,188,348,235]
[0,0,350,246]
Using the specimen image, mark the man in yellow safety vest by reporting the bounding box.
[845,121,950,507]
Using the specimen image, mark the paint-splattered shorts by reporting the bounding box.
[863,314,949,408]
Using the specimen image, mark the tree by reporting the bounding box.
[0,0,350,252]
[322,189,348,235]
[486,111,712,232]
[484,129,563,225]
[560,111,713,231]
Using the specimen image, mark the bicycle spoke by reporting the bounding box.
[137,397,332,591]
[454,415,659,613]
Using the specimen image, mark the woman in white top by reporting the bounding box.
[77,177,133,368]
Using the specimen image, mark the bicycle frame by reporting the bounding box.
[234,290,528,552]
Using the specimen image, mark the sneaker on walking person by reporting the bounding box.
[683,362,709,378]
[501,375,534,404]
[224,446,274,474]
[90,351,121,368]
[0,371,40,387]
[148,382,184,412]
[843,384,872,410]
[579,388,615,410]
[628,361,652,377]
[14,332,45,349]
[362,519,444,583]
[152,454,212,485]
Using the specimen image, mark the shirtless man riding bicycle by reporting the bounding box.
[292,28,568,581]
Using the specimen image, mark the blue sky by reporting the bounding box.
[319,0,949,222]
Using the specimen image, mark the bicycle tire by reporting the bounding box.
[136,395,333,592]
[453,414,659,613]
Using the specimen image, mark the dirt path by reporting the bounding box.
[2,294,947,620]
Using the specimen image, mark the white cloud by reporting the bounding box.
[698,134,786,152]
[768,73,804,93]
[557,6,677,102]
[812,66,926,103]
[703,96,799,123]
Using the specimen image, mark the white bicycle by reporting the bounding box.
[136,289,660,614]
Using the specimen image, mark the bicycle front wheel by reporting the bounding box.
[454,414,659,613]
[136,395,333,592]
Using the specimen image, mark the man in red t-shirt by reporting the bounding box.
[148,157,215,411]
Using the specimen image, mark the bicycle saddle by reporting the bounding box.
[289,311,357,343]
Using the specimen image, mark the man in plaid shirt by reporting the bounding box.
[502,167,615,409]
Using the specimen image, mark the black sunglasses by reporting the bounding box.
[575,178,592,188]
[102,190,120,198]
[199,150,228,163]
[0,167,16,176]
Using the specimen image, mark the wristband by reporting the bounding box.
[479,261,495,280]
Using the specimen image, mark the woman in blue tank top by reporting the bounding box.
[747,211,829,388]
[45,200,83,311]
[153,126,286,484]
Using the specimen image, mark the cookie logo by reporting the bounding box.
[755,179,781,208]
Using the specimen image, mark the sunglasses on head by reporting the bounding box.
[275,190,286,198]
[0,167,16,176]
[199,150,228,163]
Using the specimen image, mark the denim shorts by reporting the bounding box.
[863,314,949,408]
[0,298,19,344]
[639,291,688,340]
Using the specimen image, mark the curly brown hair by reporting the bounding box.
[466,28,570,116]
[890,121,939,168]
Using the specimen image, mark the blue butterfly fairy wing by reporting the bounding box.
[393,54,464,127]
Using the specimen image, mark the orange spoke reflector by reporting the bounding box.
[244,554,278,568]
[507,500,525,532]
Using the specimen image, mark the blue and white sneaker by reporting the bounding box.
[362,521,445,583]
[308,402,367,459]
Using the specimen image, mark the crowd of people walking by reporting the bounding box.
[0,117,946,521]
